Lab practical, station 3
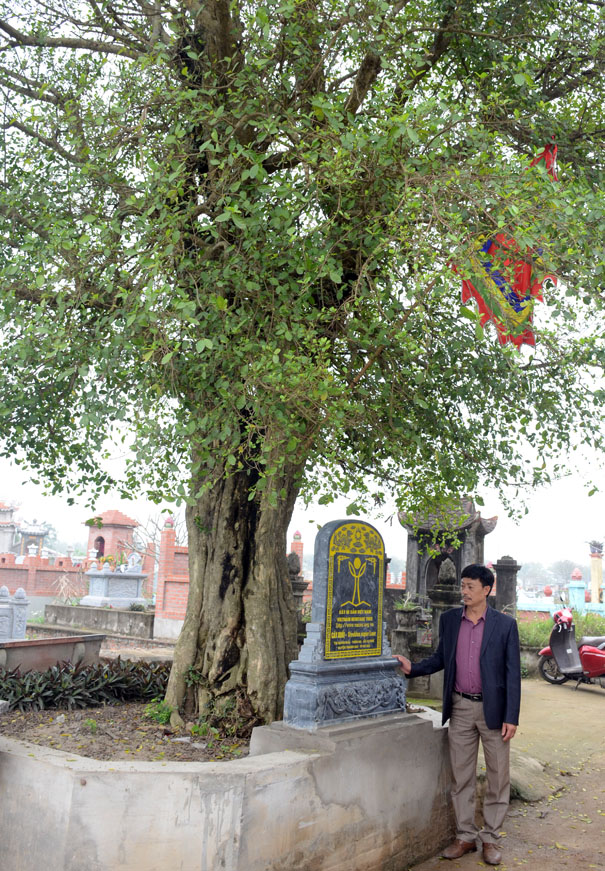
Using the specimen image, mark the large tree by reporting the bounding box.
[0,0,603,722]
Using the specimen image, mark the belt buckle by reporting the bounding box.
[459,691,482,701]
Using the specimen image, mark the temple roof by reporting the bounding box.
[89,509,138,528]
[19,521,48,535]
[399,497,497,536]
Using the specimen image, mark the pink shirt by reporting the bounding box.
[454,610,485,694]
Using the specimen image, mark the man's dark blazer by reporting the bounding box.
[409,605,521,729]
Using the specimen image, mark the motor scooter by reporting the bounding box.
[538,606,605,688]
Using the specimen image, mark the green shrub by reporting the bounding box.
[27,614,46,625]
[575,611,605,636]
[144,697,173,725]
[0,658,171,712]
[516,618,551,648]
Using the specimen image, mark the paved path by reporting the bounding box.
[408,679,605,871]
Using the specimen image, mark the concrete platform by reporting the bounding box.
[0,710,453,871]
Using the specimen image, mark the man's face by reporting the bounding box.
[460,576,490,610]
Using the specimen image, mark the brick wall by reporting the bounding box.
[386,570,406,590]
[0,551,87,598]
[154,529,406,637]
[155,525,190,625]
[85,510,138,562]
[290,535,303,567]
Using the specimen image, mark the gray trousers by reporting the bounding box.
[448,693,511,845]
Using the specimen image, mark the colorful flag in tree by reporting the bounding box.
[460,143,558,349]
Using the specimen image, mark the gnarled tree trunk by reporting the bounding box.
[165,463,300,725]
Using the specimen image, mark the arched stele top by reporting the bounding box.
[312,520,385,661]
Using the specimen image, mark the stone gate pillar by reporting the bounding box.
[493,556,520,616]
[427,558,461,701]
[589,541,603,605]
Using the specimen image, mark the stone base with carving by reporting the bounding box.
[283,622,406,730]
[284,658,406,730]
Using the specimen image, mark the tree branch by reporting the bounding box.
[0,19,141,60]
[344,52,382,115]
[197,0,243,68]
[542,61,605,101]
[0,64,64,105]
[87,0,149,52]
[0,202,51,242]
[4,119,84,165]
[348,287,432,389]
[392,6,457,106]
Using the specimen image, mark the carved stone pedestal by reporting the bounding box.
[0,586,29,641]
[284,623,405,730]
[428,584,461,647]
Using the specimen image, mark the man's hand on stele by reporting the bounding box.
[393,654,412,675]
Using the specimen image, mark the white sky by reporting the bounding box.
[289,478,604,569]
[1,457,603,568]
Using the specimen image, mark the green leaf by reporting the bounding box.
[195,338,214,352]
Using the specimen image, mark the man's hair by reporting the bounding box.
[461,563,494,593]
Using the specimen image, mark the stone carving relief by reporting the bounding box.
[108,579,139,598]
[318,677,405,720]
[12,611,26,636]
[0,613,10,639]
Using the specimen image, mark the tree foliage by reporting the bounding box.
[0,0,604,718]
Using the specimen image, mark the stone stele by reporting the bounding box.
[283,519,405,730]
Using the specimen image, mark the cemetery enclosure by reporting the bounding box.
[0,709,453,871]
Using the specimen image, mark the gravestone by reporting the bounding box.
[283,519,405,730]
[0,586,29,641]
[80,563,148,609]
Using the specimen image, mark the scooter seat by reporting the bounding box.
[577,636,605,648]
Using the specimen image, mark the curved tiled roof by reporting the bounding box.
[89,509,138,528]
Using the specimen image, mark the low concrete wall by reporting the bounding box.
[153,614,183,640]
[0,710,453,871]
[521,645,540,677]
[45,604,154,639]
[0,634,105,670]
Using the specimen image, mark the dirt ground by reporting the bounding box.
[0,701,250,762]
[409,749,605,871]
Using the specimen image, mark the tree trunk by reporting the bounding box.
[164,464,300,725]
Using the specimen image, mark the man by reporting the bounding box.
[395,564,521,866]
